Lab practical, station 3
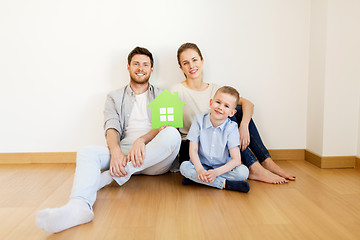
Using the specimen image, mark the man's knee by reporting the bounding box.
[160,126,181,147]
[77,146,96,158]
[76,146,105,163]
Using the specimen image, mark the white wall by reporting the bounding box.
[0,0,310,153]
[322,0,360,156]
[307,0,360,157]
[307,0,327,156]
[358,99,360,158]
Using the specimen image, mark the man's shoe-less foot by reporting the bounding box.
[36,198,94,233]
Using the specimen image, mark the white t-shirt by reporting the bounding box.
[170,83,220,140]
[120,92,152,149]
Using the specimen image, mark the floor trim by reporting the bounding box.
[268,149,305,161]
[1,149,305,164]
[305,150,356,168]
[0,150,355,167]
[0,152,76,164]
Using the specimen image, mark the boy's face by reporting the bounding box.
[210,92,237,121]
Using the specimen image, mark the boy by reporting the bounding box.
[180,86,250,193]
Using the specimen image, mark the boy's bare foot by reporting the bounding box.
[248,162,288,184]
[262,158,296,180]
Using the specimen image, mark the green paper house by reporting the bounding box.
[148,89,185,129]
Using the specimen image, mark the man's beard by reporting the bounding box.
[130,74,150,85]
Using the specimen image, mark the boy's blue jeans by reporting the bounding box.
[180,161,249,189]
[178,105,271,168]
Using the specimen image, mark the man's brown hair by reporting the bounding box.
[128,47,154,67]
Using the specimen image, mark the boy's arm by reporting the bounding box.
[205,147,242,183]
[189,141,208,182]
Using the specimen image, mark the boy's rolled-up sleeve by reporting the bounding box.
[186,115,201,143]
[227,122,240,149]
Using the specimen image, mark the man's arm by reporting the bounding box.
[127,128,163,168]
[238,97,254,151]
[106,129,128,177]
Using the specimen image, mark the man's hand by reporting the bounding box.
[127,137,146,168]
[239,122,250,151]
[110,148,127,177]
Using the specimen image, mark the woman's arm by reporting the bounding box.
[238,97,254,151]
[238,97,254,125]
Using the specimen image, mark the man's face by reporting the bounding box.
[127,54,153,84]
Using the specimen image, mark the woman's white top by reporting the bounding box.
[170,83,220,140]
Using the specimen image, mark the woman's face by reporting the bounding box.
[179,49,204,79]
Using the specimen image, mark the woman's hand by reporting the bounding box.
[239,122,250,151]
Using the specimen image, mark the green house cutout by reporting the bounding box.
[148,89,185,129]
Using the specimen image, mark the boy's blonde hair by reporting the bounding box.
[214,86,240,107]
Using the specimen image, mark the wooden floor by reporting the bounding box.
[0,160,359,240]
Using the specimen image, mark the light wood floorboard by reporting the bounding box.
[0,161,359,240]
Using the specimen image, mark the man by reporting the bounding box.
[36,47,181,233]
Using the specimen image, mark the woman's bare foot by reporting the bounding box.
[261,158,296,180]
[248,162,288,184]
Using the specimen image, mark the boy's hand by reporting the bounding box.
[197,168,208,182]
[205,169,217,183]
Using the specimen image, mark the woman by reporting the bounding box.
[171,43,295,184]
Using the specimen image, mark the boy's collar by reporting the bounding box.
[204,113,228,130]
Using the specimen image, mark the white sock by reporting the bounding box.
[36,198,94,233]
[98,170,114,191]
